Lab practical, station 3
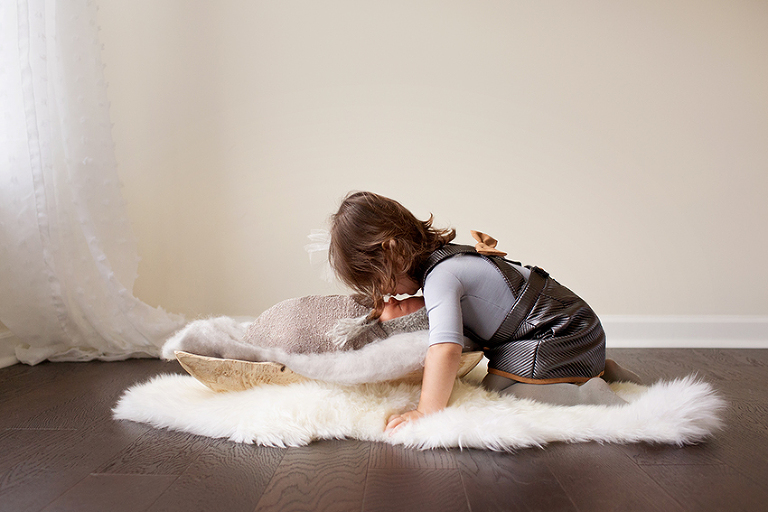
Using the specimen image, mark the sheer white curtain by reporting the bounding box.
[0,0,185,365]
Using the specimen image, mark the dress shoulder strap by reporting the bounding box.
[419,244,526,297]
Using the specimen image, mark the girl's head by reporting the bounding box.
[329,191,455,317]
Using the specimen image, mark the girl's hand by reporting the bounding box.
[385,409,425,434]
[384,344,462,435]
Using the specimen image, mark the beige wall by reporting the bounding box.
[95,0,768,319]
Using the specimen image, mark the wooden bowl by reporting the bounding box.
[175,350,485,393]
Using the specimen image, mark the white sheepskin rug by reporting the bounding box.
[113,366,725,450]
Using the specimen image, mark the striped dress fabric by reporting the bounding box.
[419,245,605,384]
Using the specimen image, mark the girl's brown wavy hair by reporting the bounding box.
[329,191,455,319]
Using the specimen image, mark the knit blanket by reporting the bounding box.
[113,361,725,450]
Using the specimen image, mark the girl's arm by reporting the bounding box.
[418,342,464,413]
[386,261,465,433]
[385,342,463,432]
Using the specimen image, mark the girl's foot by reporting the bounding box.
[602,359,644,385]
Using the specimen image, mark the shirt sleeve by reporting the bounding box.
[423,264,468,348]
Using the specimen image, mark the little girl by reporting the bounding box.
[329,191,642,432]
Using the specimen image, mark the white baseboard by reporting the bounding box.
[0,328,20,369]
[602,315,768,348]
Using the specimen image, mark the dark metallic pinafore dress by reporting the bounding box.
[419,245,606,384]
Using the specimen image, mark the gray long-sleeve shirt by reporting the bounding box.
[423,254,531,347]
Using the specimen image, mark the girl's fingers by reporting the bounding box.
[386,409,426,434]
[385,415,404,432]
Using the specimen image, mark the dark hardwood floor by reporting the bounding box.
[1,348,767,512]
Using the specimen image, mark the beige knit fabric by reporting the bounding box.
[243,295,389,353]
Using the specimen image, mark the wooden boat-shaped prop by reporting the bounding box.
[175,350,485,393]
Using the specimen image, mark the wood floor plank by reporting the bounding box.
[369,442,457,469]
[0,419,150,512]
[0,362,82,401]
[542,442,686,512]
[687,349,768,404]
[18,359,182,431]
[39,474,177,512]
[0,362,115,429]
[609,348,767,396]
[691,348,768,373]
[146,439,285,512]
[363,468,468,512]
[456,448,577,512]
[254,440,370,512]
[96,429,212,476]
[702,422,768,489]
[0,360,54,387]
[605,348,699,383]
[0,359,183,430]
[619,439,725,467]
[0,429,77,474]
[640,463,768,512]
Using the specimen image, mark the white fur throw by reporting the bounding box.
[113,364,725,450]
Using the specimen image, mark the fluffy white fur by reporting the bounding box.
[161,316,251,360]
[113,367,725,450]
[162,316,431,384]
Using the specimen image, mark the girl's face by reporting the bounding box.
[379,296,425,322]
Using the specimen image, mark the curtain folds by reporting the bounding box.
[0,0,185,365]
